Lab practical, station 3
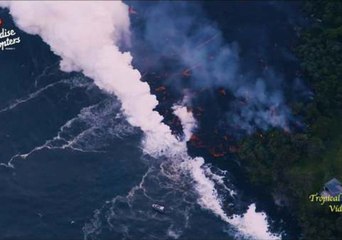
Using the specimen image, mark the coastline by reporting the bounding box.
[238,1,342,239]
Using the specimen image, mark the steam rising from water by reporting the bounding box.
[1,0,227,224]
[0,1,175,155]
[1,1,279,239]
[172,105,196,142]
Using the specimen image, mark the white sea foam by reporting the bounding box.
[230,203,281,240]
[181,156,230,222]
[173,102,230,222]
[1,0,230,226]
[0,79,65,114]
[1,98,133,169]
[0,75,90,114]
[1,2,279,239]
[204,164,237,198]
[174,102,279,239]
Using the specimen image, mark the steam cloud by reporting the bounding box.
[1,1,279,239]
[0,0,177,155]
[0,0,226,223]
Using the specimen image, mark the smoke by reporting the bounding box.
[0,0,178,155]
[132,1,238,88]
[1,1,280,239]
[172,96,197,141]
[129,1,293,132]
[2,0,236,228]
[0,0,226,225]
[230,72,291,133]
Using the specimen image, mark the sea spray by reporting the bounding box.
[0,0,230,224]
[230,204,281,240]
[173,101,280,239]
[1,1,279,239]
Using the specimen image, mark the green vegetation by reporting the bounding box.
[238,1,342,239]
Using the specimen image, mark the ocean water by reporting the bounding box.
[0,2,304,240]
[0,9,234,240]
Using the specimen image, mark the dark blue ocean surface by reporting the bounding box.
[0,2,305,240]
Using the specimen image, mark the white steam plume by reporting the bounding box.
[1,0,226,221]
[0,1,176,155]
[1,1,279,239]
[172,105,196,141]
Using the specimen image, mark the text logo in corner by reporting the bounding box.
[0,18,21,51]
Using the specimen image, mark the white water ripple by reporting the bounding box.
[1,97,137,169]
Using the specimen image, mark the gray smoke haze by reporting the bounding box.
[129,1,298,133]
